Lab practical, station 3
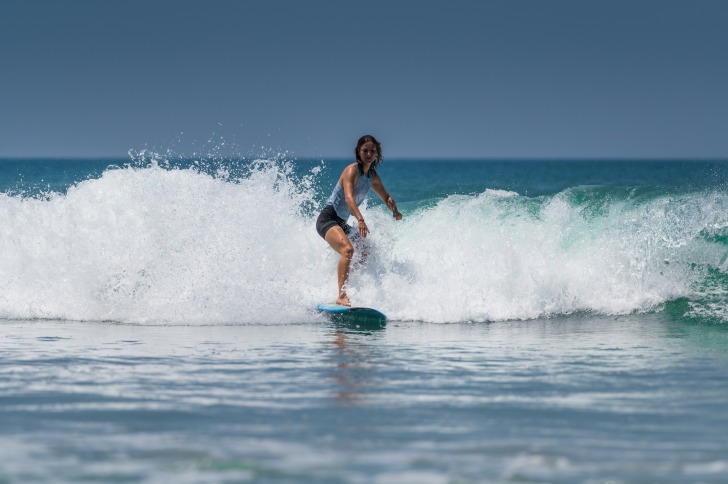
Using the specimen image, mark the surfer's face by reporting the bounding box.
[359,142,378,165]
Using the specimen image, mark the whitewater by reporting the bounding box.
[2,158,728,324]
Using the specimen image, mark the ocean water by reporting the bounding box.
[1,155,728,482]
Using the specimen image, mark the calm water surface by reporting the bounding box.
[1,317,727,483]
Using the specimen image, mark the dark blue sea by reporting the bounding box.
[1,155,727,482]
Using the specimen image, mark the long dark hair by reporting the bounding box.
[355,135,383,175]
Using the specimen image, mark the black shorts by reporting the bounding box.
[316,205,352,239]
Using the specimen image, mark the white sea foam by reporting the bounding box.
[361,188,728,322]
[1,161,727,324]
[0,162,327,324]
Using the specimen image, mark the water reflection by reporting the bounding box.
[327,323,385,405]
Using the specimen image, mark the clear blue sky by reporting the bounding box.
[1,0,727,159]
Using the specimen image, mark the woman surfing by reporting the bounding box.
[316,135,403,306]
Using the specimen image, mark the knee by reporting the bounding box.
[341,244,354,260]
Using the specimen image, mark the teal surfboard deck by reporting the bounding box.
[316,303,387,328]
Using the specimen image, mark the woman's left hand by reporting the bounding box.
[387,196,402,220]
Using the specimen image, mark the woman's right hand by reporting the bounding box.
[358,219,368,238]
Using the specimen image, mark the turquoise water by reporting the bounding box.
[1,156,728,482]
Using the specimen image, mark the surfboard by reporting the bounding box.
[316,303,387,326]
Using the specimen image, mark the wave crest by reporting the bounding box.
[2,162,728,324]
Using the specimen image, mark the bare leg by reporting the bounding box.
[324,226,354,306]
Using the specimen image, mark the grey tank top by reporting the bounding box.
[326,168,374,220]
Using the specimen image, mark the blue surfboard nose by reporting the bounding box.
[316,303,387,325]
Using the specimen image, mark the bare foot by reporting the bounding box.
[336,293,351,307]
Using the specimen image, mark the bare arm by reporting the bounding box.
[340,165,370,237]
[372,171,403,220]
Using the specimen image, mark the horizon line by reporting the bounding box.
[1,155,727,162]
